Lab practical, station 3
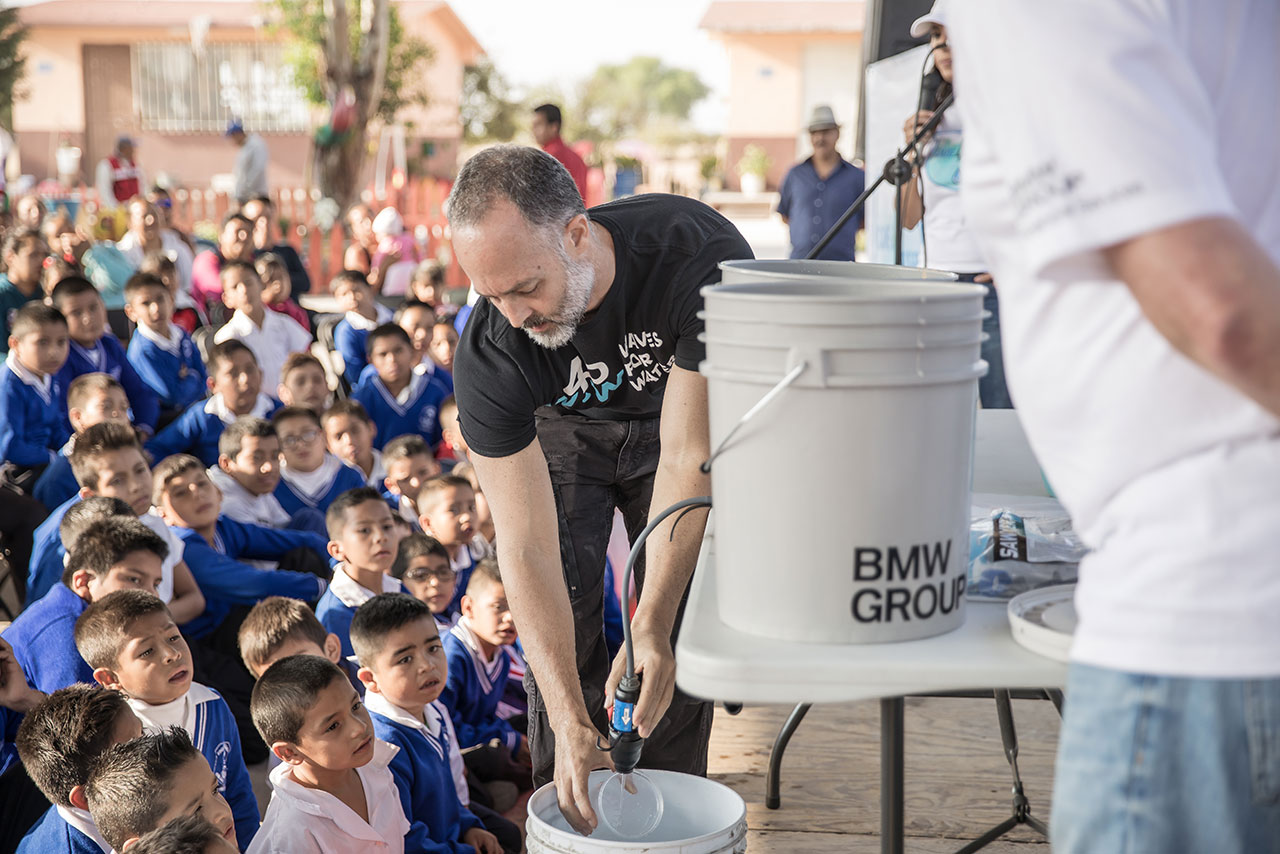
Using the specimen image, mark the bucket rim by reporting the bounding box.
[719,258,960,282]
[703,280,987,302]
[700,333,987,350]
[701,360,988,387]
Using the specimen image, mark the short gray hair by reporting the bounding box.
[447,145,585,234]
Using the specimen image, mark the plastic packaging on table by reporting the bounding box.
[967,493,1088,600]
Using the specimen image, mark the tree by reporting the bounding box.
[461,56,520,144]
[575,57,709,142]
[0,5,28,130]
[272,0,433,213]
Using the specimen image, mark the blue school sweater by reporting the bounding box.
[26,495,80,603]
[56,335,159,435]
[126,323,207,412]
[33,444,78,509]
[16,807,106,854]
[1,704,21,778]
[129,684,258,851]
[334,305,392,387]
[1,583,92,694]
[0,357,69,467]
[352,365,448,450]
[441,619,521,754]
[358,359,454,396]
[273,455,367,516]
[366,696,483,854]
[174,517,328,639]
[315,568,404,659]
[146,393,280,467]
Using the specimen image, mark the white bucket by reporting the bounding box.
[526,770,747,854]
[702,263,987,644]
[720,258,958,286]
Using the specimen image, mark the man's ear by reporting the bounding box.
[356,667,379,694]
[68,784,89,811]
[92,667,123,691]
[273,741,303,766]
[323,633,343,665]
[326,539,345,563]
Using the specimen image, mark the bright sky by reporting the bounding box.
[450,0,730,133]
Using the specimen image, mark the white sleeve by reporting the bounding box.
[95,159,115,207]
[949,0,1236,276]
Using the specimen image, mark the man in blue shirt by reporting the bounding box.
[777,104,866,261]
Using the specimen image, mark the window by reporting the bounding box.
[132,42,311,133]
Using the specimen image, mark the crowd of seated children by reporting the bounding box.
[209,416,327,539]
[123,271,207,423]
[214,262,311,393]
[332,269,394,386]
[276,351,331,413]
[272,406,366,515]
[34,372,131,509]
[392,534,459,633]
[381,434,441,528]
[394,299,454,394]
[321,399,385,488]
[352,323,449,450]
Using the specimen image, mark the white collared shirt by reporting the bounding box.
[249,738,409,853]
[134,320,185,356]
[214,308,312,391]
[5,350,52,404]
[117,230,196,306]
[204,392,276,426]
[138,511,182,602]
[363,693,469,806]
[328,564,402,609]
[55,805,112,853]
[344,303,393,332]
[364,448,387,489]
[280,453,342,505]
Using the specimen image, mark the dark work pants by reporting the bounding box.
[528,411,713,787]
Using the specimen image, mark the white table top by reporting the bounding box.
[674,409,1069,704]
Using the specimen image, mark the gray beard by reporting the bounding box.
[524,247,594,349]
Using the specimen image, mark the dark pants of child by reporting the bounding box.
[0,760,51,852]
[0,485,47,610]
[2,464,46,498]
[469,801,523,854]
[527,411,714,788]
[463,742,532,790]
[188,606,269,765]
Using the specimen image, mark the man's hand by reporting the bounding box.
[554,719,612,836]
[0,636,42,714]
[462,827,502,854]
[604,625,676,739]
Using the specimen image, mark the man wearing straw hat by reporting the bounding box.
[777,104,866,261]
[446,145,752,835]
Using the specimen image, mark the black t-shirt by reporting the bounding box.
[454,194,754,458]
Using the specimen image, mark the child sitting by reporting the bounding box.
[395,299,453,393]
[429,316,458,379]
[322,399,385,488]
[450,461,495,545]
[255,252,310,333]
[418,474,489,616]
[124,272,207,420]
[407,259,447,310]
[50,276,158,437]
[249,655,410,851]
[437,396,469,466]
[381,434,440,527]
[0,302,71,491]
[272,406,366,515]
[277,351,331,413]
[316,487,407,658]
[147,339,280,466]
[13,685,143,854]
[352,593,508,854]
[75,590,260,847]
[332,269,393,386]
[5,514,167,695]
[0,226,49,352]
[352,323,448,450]
[33,372,131,509]
[392,533,458,632]
[209,416,326,539]
[126,814,238,854]
[84,727,240,851]
[213,261,311,393]
[138,249,205,334]
[370,206,421,297]
[441,561,530,788]
[236,596,356,688]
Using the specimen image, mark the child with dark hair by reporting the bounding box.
[146,339,280,466]
[272,406,366,515]
[392,533,458,631]
[352,593,510,854]
[351,323,448,449]
[418,474,490,616]
[316,487,407,658]
[250,655,409,851]
[50,275,159,437]
[276,351,330,413]
[84,727,239,852]
[131,814,238,854]
[124,272,207,418]
[394,299,454,393]
[0,302,71,489]
[138,249,205,334]
[332,269,393,386]
[74,591,259,848]
[0,226,50,354]
[236,596,351,683]
[255,252,309,333]
[322,399,385,488]
[33,371,132,509]
[213,261,311,392]
[380,433,440,526]
[13,684,143,854]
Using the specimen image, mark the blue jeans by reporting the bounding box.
[956,273,1012,409]
[1052,663,1280,854]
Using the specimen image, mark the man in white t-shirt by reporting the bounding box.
[950,2,1280,851]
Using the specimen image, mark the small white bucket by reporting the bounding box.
[526,770,747,854]
[702,263,986,644]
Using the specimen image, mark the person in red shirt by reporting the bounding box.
[531,104,589,202]
[95,136,144,209]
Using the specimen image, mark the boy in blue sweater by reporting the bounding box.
[146,339,280,467]
[50,276,159,437]
[84,727,240,851]
[0,302,71,492]
[13,685,144,854]
[75,590,259,849]
[272,406,367,515]
[353,593,509,854]
[441,561,530,787]
[419,474,489,617]
[381,433,441,527]
[34,372,131,509]
[123,272,207,422]
[4,513,168,696]
[332,269,394,386]
[316,487,407,659]
[352,323,448,450]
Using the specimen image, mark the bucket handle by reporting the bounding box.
[701,360,807,473]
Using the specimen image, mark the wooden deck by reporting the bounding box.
[708,697,1060,852]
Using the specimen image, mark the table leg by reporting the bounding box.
[881,697,905,854]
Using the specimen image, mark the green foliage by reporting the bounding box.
[736,144,772,177]
[0,6,28,128]
[574,56,709,142]
[461,56,519,143]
